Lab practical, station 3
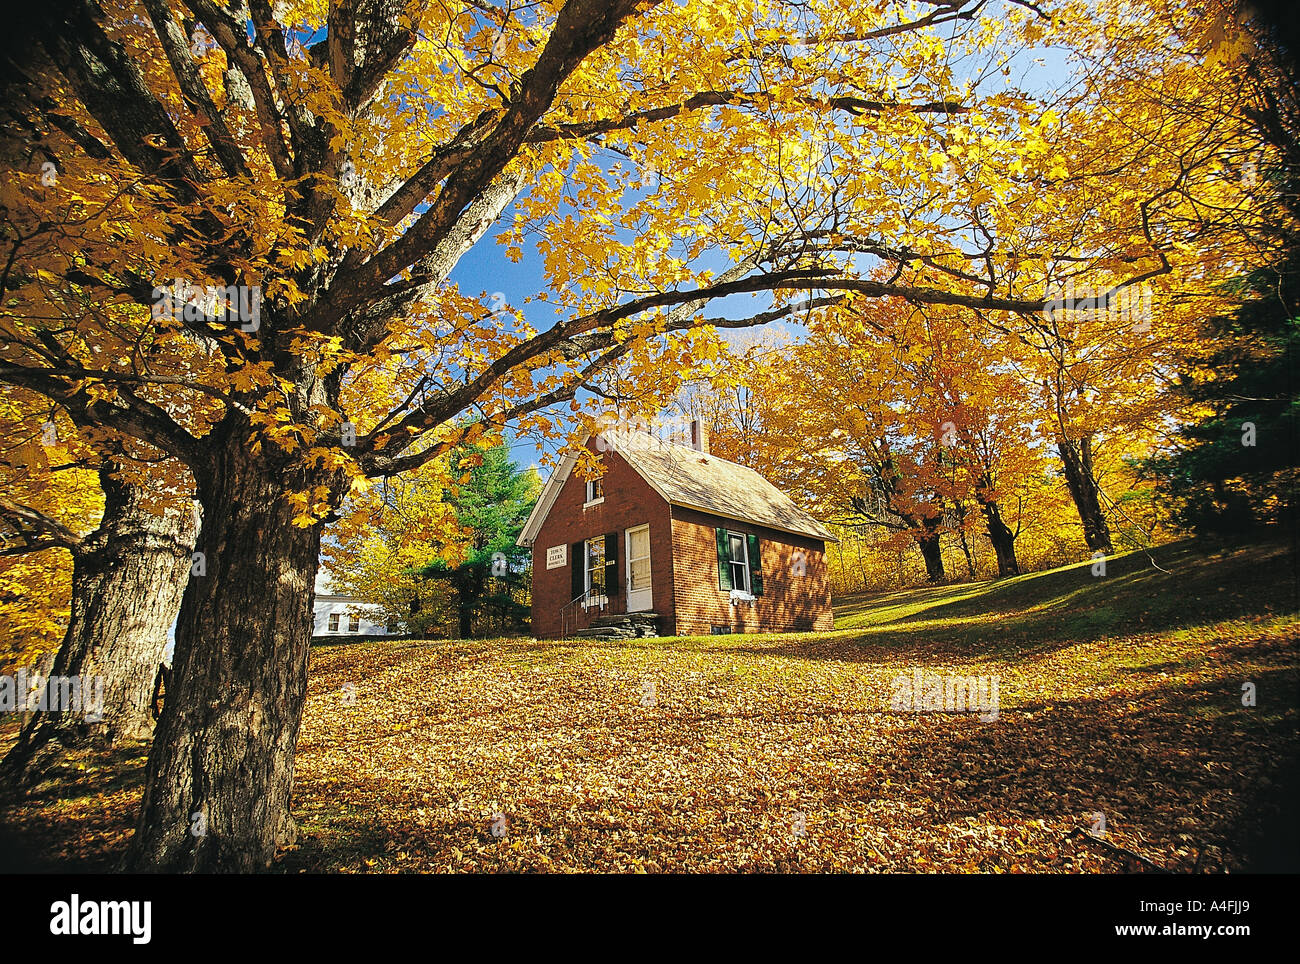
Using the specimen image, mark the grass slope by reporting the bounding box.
[2,537,1296,873]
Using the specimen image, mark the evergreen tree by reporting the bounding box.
[421,444,540,638]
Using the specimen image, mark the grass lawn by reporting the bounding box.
[2,536,1297,873]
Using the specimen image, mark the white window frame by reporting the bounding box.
[582,537,608,608]
[348,614,361,633]
[727,530,751,594]
[583,477,604,507]
[327,613,340,633]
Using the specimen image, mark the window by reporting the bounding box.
[716,528,763,596]
[348,614,360,633]
[584,477,604,504]
[327,613,340,632]
[573,533,616,607]
[728,531,750,592]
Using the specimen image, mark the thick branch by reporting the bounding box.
[140,0,250,179]
[317,0,655,335]
[0,498,85,556]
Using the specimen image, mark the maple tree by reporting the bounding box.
[0,397,195,781]
[688,302,1056,582]
[674,0,1286,581]
[320,445,464,636]
[974,0,1289,553]
[0,0,1278,870]
[0,401,100,664]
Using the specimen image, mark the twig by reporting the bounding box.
[1067,826,1168,873]
[1095,484,1172,574]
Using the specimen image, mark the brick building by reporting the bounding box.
[518,423,836,639]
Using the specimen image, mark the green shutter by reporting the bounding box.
[747,533,763,596]
[716,528,731,590]
[571,541,584,599]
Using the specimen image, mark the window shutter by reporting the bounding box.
[747,533,763,596]
[604,532,618,595]
[571,541,584,599]
[716,528,731,590]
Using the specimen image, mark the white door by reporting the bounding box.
[626,525,652,611]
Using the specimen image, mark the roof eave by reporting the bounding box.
[516,450,578,546]
[668,499,837,543]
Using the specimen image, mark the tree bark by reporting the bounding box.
[123,438,343,872]
[1,469,196,786]
[1057,435,1113,553]
[458,604,472,639]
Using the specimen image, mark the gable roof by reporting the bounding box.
[517,431,836,545]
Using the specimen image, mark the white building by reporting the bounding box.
[312,569,389,638]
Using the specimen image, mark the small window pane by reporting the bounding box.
[348,614,360,633]
[328,613,340,632]
[586,539,606,594]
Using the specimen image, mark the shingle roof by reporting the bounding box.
[599,430,836,542]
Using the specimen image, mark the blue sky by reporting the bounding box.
[437,6,1081,477]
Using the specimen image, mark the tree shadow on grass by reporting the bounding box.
[838,652,1299,872]
[0,741,147,872]
[675,538,1298,664]
[889,539,1293,634]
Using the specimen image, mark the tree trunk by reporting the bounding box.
[450,565,484,640]
[915,521,946,583]
[1,469,196,786]
[957,529,976,579]
[976,488,1021,578]
[951,500,978,579]
[123,441,343,872]
[457,596,473,639]
[1057,435,1113,553]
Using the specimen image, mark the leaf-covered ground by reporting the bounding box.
[2,537,1297,872]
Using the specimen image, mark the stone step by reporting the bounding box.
[572,613,661,640]
[591,612,659,627]
[573,627,640,640]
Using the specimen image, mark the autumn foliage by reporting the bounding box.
[0,0,1293,872]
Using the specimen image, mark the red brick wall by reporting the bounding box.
[669,506,834,636]
[530,442,676,638]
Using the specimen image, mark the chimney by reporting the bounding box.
[690,418,710,455]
